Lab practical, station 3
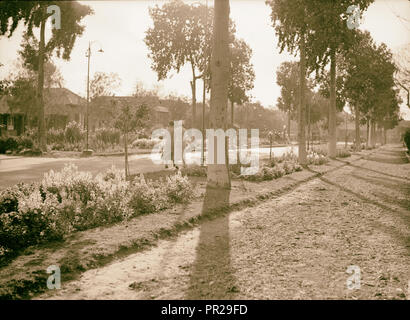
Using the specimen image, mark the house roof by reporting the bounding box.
[0,88,86,115]
[44,88,86,107]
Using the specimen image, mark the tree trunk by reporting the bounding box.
[384,127,387,145]
[328,48,337,158]
[190,76,197,128]
[355,106,361,151]
[231,100,234,127]
[207,0,231,188]
[366,118,369,149]
[371,120,376,148]
[202,77,206,166]
[369,119,374,148]
[37,18,46,151]
[287,110,291,142]
[307,103,311,150]
[124,130,129,177]
[298,34,307,165]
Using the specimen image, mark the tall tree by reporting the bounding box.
[0,1,93,150]
[266,0,309,164]
[207,0,231,188]
[276,61,299,140]
[228,38,255,126]
[145,0,212,128]
[303,0,374,156]
[340,30,399,149]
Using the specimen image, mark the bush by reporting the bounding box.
[241,160,302,182]
[0,137,18,154]
[64,121,84,144]
[95,127,121,146]
[404,129,410,151]
[132,138,158,149]
[0,164,195,259]
[336,149,351,158]
[180,165,207,177]
[307,151,329,165]
[47,128,65,145]
[16,136,34,150]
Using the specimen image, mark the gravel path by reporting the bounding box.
[39,145,410,300]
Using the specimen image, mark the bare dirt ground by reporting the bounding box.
[38,144,410,300]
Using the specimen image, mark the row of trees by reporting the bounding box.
[267,0,401,164]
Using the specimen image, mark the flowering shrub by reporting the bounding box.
[47,128,65,145]
[241,160,302,182]
[0,164,194,260]
[163,172,194,204]
[336,149,351,158]
[180,165,207,177]
[307,151,329,165]
[65,121,84,144]
[131,138,158,149]
[95,127,121,146]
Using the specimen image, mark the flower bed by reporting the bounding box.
[0,164,194,261]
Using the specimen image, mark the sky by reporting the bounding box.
[0,0,409,119]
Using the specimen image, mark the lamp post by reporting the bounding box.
[85,40,103,153]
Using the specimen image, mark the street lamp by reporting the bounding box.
[84,40,103,154]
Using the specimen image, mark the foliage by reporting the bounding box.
[0,136,35,154]
[0,164,195,259]
[180,165,207,177]
[131,138,157,150]
[95,127,121,146]
[404,129,410,152]
[64,121,84,145]
[229,38,255,105]
[0,1,93,148]
[307,150,329,165]
[90,72,121,101]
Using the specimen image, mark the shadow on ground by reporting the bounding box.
[185,185,238,299]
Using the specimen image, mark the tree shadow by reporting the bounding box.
[185,185,238,299]
[365,155,409,165]
[333,158,409,181]
[350,173,410,210]
[306,168,410,254]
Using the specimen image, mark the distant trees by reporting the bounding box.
[276,61,299,140]
[267,0,374,159]
[145,0,211,128]
[0,1,93,150]
[228,38,255,126]
[90,72,121,101]
[340,30,400,149]
[266,0,310,164]
[145,0,254,129]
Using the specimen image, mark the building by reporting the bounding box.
[89,96,170,131]
[0,88,86,136]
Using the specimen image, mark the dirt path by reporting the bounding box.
[38,145,410,300]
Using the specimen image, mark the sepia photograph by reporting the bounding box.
[0,0,409,307]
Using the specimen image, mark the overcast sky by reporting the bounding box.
[0,0,409,119]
